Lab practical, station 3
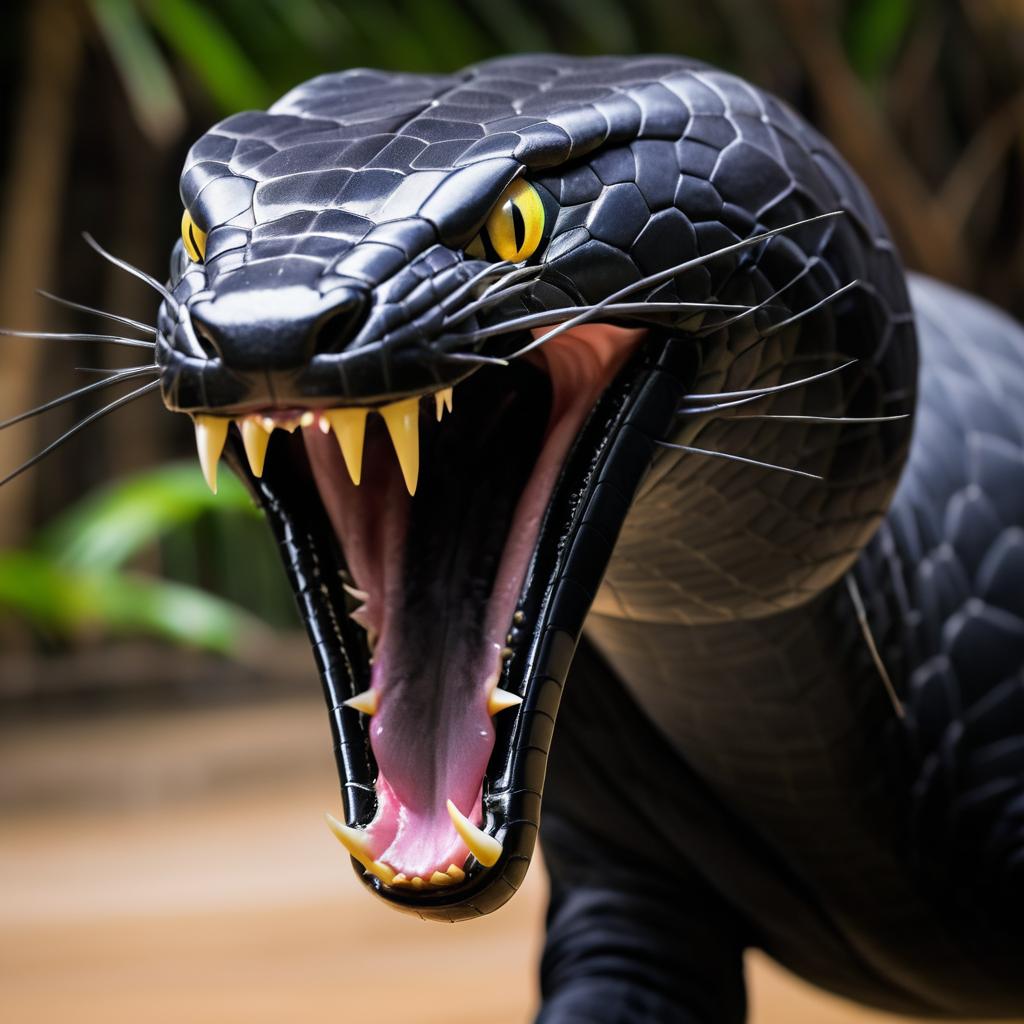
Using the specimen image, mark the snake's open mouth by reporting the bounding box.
[209,317,688,918]
[298,324,641,887]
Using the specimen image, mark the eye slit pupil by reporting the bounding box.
[188,223,202,262]
[511,202,526,255]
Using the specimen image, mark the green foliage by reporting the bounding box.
[845,0,916,86]
[91,0,185,145]
[39,462,257,572]
[0,463,285,654]
[143,0,274,112]
[0,550,255,654]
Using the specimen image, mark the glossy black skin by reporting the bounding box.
[163,56,1024,1018]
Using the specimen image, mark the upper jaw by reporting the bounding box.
[156,250,531,414]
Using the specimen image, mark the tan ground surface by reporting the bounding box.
[0,696,1006,1023]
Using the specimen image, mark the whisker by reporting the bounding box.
[36,289,157,335]
[75,365,158,374]
[656,440,824,481]
[476,260,546,300]
[438,299,750,350]
[439,260,516,316]
[443,279,540,328]
[720,279,860,342]
[680,359,859,411]
[0,379,161,487]
[722,412,910,425]
[0,365,159,432]
[0,327,156,349]
[82,232,177,307]
[508,211,845,359]
[845,574,904,718]
[690,258,818,338]
[439,351,510,367]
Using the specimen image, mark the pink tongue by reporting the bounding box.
[304,424,495,878]
[303,323,646,881]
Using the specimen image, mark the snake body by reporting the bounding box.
[162,56,1024,1019]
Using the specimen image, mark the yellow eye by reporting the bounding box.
[471,179,545,262]
[181,209,207,263]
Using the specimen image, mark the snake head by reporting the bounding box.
[150,58,912,919]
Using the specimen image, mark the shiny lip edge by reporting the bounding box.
[223,328,692,919]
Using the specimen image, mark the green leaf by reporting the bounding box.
[90,0,186,145]
[143,0,273,112]
[39,461,258,572]
[0,552,260,653]
[846,0,915,85]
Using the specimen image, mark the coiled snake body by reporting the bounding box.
[153,56,1024,1019]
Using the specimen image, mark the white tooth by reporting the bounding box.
[380,397,420,496]
[317,414,332,434]
[446,799,502,867]
[240,417,271,477]
[261,416,277,433]
[350,604,372,630]
[300,410,316,428]
[487,687,523,716]
[433,386,453,422]
[194,415,229,494]
[343,688,377,716]
[342,583,369,602]
[325,408,368,486]
[324,812,394,885]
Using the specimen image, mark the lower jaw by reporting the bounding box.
[303,324,646,886]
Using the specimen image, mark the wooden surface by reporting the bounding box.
[0,695,1002,1023]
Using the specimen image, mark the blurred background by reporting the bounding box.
[1,1,1022,1021]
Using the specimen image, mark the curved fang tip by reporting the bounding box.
[240,418,271,477]
[194,415,228,494]
[446,799,502,867]
[324,812,395,885]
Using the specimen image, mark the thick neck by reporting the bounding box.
[594,292,918,627]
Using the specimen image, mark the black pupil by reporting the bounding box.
[511,201,526,254]
[188,222,202,259]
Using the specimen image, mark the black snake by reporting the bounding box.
[17,54,1024,1021]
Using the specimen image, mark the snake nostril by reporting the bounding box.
[192,319,222,361]
[312,290,369,357]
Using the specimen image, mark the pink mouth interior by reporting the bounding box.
[303,324,643,882]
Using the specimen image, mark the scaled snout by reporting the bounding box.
[188,281,369,373]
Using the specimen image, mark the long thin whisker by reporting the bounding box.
[680,359,858,410]
[438,299,751,350]
[0,365,159,432]
[690,258,818,338]
[439,260,516,316]
[727,279,859,342]
[846,574,904,718]
[82,232,177,307]
[443,279,540,328]
[722,412,910,425]
[36,289,157,335]
[0,380,161,487]
[476,260,546,299]
[507,211,844,359]
[0,327,156,350]
[75,365,160,374]
[656,440,824,481]
[439,351,510,367]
